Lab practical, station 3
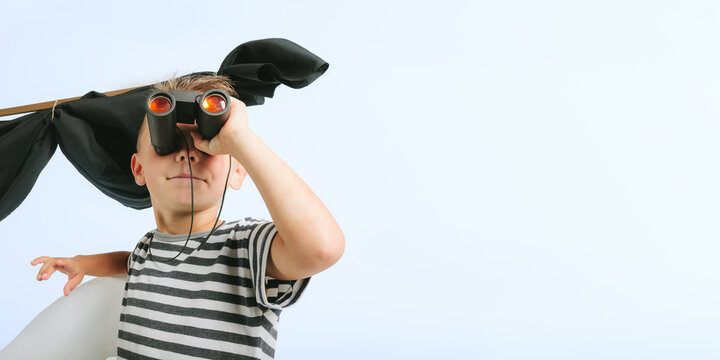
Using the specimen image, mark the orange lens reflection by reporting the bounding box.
[149,96,172,114]
[202,95,226,113]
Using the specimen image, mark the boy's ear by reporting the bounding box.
[229,159,247,190]
[131,153,146,186]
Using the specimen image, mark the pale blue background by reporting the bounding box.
[1,1,719,359]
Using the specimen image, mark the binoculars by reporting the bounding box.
[144,89,231,155]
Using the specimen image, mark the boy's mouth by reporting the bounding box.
[168,174,204,181]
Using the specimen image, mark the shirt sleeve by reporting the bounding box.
[127,236,147,274]
[247,221,311,310]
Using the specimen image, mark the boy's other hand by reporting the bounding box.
[184,96,249,156]
[30,256,86,296]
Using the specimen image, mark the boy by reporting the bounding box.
[30,74,345,359]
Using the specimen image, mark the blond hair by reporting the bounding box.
[136,73,237,152]
[152,73,238,98]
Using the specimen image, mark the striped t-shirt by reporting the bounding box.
[117,218,311,360]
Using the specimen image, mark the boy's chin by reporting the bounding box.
[166,198,219,211]
[148,188,226,211]
[151,192,217,210]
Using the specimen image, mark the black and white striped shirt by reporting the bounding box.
[117,218,310,360]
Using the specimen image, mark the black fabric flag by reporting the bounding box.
[0,38,329,222]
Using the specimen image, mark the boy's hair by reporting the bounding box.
[135,73,238,153]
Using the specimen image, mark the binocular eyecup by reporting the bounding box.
[145,89,231,155]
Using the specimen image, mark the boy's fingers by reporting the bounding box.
[37,262,56,280]
[31,256,48,265]
[188,131,198,143]
[189,131,199,142]
[37,269,51,280]
[36,262,49,279]
[190,132,212,155]
[64,276,83,296]
[229,96,246,108]
[190,131,205,145]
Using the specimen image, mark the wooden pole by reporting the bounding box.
[0,86,147,117]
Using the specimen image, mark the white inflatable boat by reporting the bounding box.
[0,275,127,360]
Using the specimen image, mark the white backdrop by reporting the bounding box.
[1,1,719,359]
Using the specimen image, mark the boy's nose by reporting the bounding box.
[174,131,201,163]
[175,150,197,163]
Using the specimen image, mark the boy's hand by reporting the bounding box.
[30,256,86,296]
[184,96,249,156]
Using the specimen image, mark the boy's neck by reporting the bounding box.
[153,205,225,235]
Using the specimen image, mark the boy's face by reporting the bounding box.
[131,116,246,213]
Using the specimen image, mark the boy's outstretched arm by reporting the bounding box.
[31,251,130,296]
[190,98,345,281]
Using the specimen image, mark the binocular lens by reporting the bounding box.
[149,96,172,114]
[202,95,227,113]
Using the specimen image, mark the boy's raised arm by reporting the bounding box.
[189,97,345,281]
[190,98,345,280]
[229,130,345,281]
[228,106,344,281]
